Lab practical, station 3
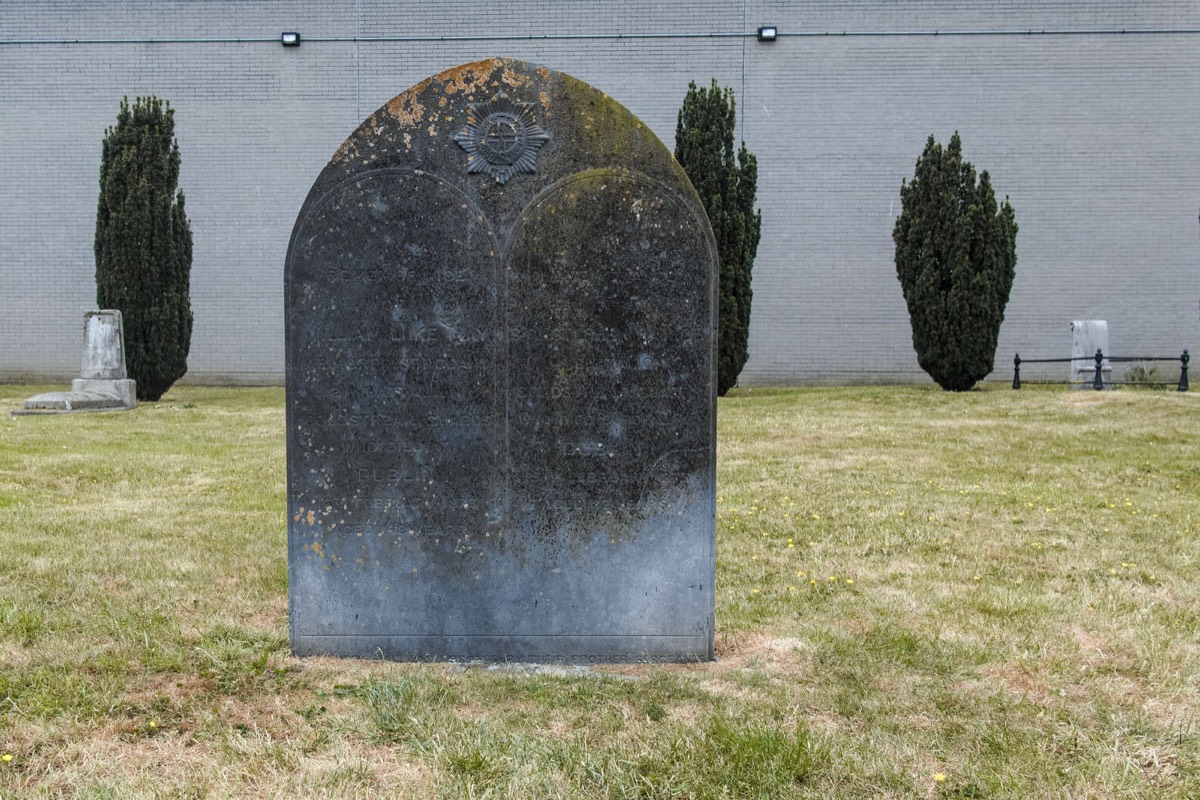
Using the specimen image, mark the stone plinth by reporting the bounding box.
[22,310,137,413]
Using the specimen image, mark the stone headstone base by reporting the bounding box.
[22,379,136,412]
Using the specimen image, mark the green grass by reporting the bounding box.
[0,383,1198,798]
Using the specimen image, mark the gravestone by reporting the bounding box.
[22,310,136,412]
[1069,320,1111,388]
[285,58,717,662]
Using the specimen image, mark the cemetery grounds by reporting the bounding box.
[0,384,1197,798]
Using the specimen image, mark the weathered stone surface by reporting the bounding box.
[22,390,125,411]
[285,58,717,662]
[21,310,136,413]
[81,310,127,379]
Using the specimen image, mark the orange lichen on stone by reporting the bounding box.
[540,91,550,110]
[437,58,503,98]
[502,68,528,88]
[383,80,430,127]
[403,132,412,150]
[537,65,550,79]
[332,135,361,164]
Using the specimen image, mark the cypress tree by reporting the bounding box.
[675,80,761,396]
[893,133,1017,391]
[95,96,193,402]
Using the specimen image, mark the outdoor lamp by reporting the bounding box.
[757,25,778,42]
[281,32,301,47]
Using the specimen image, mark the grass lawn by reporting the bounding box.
[0,383,1197,798]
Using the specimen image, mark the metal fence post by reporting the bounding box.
[1093,349,1104,390]
[1180,349,1190,392]
[1013,354,1022,389]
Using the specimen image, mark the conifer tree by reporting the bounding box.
[95,96,193,402]
[893,133,1017,391]
[675,80,761,396]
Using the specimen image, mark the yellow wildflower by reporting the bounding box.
[933,772,947,782]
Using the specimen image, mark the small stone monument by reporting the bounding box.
[23,310,137,411]
[1069,320,1111,388]
[285,58,717,662]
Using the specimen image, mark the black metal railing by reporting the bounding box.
[1012,349,1189,391]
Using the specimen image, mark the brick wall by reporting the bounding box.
[1,1,1197,385]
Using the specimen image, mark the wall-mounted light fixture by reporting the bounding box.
[281,32,301,47]
[757,25,778,42]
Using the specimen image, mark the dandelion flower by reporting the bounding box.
[933,772,947,782]
[845,579,855,585]
[973,575,981,582]
[1,754,11,763]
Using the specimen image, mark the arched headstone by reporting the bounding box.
[285,58,717,662]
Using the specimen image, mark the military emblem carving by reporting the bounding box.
[453,91,551,184]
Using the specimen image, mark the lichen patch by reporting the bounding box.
[383,82,430,127]
[437,58,503,98]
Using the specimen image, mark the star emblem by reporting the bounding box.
[453,92,551,184]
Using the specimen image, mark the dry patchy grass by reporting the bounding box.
[0,383,1197,798]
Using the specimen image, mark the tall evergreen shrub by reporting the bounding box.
[675,80,761,396]
[95,96,193,402]
[893,133,1017,391]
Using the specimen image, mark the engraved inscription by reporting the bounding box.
[287,170,502,561]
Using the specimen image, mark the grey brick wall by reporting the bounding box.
[1,1,1197,385]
